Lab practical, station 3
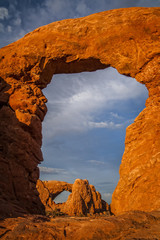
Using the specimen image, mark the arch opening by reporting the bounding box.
[39,67,148,204]
[54,191,71,204]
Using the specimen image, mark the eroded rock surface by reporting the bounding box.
[37,179,109,216]
[0,7,160,217]
[0,211,160,240]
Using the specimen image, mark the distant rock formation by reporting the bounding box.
[36,180,72,213]
[0,7,160,217]
[37,179,109,216]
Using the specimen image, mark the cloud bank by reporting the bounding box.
[0,7,8,20]
[39,166,68,175]
[42,67,148,141]
[40,67,147,196]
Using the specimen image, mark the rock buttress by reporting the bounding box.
[0,7,160,216]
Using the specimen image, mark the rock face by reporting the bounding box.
[37,179,109,216]
[0,7,160,217]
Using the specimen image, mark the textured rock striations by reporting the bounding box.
[0,7,160,217]
[36,179,109,216]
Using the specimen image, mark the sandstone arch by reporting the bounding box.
[36,180,72,213]
[36,179,109,216]
[0,7,160,217]
[38,180,72,200]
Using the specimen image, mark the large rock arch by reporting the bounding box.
[36,179,109,216]
[0,7,160,217]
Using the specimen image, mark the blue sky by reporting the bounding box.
[0,0,159,203]
[41,68,148,203]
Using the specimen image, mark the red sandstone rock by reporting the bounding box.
[43,180,72,198]
[0,211,160,239]
[62,179,109,215]
[36,179,109,216]
[36,180,72,212]
[0,7,160,217]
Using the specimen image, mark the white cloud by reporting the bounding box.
[102,192,112,203]
[42,0,75,21]
[0,7,9,20]
[0,23,4,32]
[39,166,68,175]
[44,0,69,12]
[7,25,12,33]
[43,0,92,20]
[110,112,122,119]
[88,160,105,165]
[88,121,122,129]
[13,17,22,26]
[76,1,90,16]
[42,68,148,140]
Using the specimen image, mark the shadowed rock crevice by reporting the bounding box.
[0,7,160,217]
